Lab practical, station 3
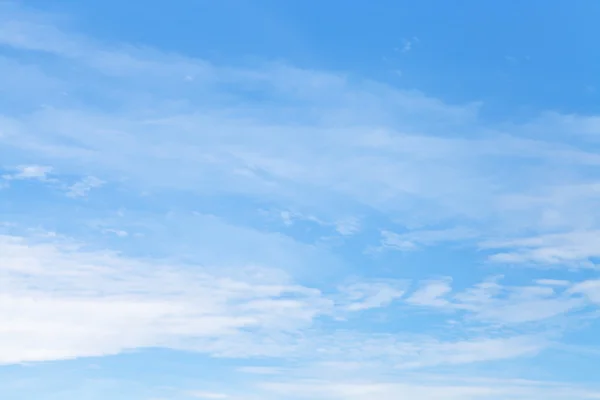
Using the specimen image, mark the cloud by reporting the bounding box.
[0,231,335,364]
[460,284,584,325]
[1,165,104,198]
[261,380,501,400]
[407,279,453,307]
[405,276,587,325]
[536,279,571,287]
[2,164,52,181]
[102,228,128,237]
[1,18,596,268]
[379,227,479,252]
[258,378,600,400]
[275,210,360,236]
[0,229,572,367]
[188,392,229,399]
[397,37,419,53]
[338,280,407,311]
[237,366,284,375]
[0,9,564,227]
[570,280,600,304]
[0,30,597,263]
[378,230,418,251]
[66,175,104,197]
[481,231,600,266]
[333,217,361,236]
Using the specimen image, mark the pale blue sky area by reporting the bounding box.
[2,1,600,399]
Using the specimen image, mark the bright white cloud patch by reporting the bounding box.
[0,232,333,363]
[407,279,453,307]
[482,231,600,266]
[0,230,591,369]
[188,391,230,399]
[2,164,52,181]
[339,280,406,311]
[257,379,600,400]
[66,176,104,197]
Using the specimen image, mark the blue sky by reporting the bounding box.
[2,1,600,399]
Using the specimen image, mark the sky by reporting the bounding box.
[1,1,600,399]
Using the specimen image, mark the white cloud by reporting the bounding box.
[481,231,600,266]
[536,279,571,287]
[0,230,572,367]
[334,217,361,236]
[188,391,229,399]
[261,380,500,400]
[277,210,360,236]
[378,230,418,251]
[339,280,407,311]
[1,33,599,270]
[407,279,453,307]
[2,164,52,181]
[404,277,587,325]
[237,366,284,375]
[66,175,104,197]
[466,288,584,325]
[102,228,128,237]
[0,232,334,364]
[258,378,600,400]
[397,37,419,53]
[379,227,479,253]
[2,8,596,242]
[570,280,600,304]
